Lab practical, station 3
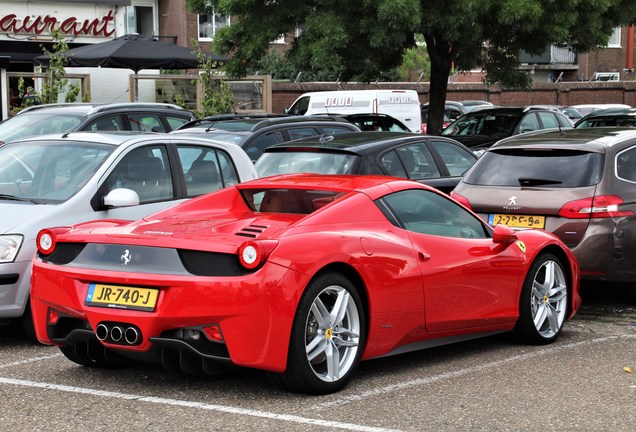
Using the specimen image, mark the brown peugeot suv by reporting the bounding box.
[451,128,636,301]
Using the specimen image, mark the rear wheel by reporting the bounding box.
[514,253,569,344]
[272,272,366,394]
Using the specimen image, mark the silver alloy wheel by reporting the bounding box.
[530,259,568,338]
[304,284,361,383]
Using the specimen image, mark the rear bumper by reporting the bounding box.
[31,258,307,372]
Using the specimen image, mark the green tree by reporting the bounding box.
[193,40,235,116]
[39,29,70,104]
[187,0,636,134]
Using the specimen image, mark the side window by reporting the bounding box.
[616,146,636,182]
[177,146,240,196]
[381,150,407,177]
[379,189,488,238]
[431,140,476,176]
[165,115,192,131]
[556,113,572,128]
[105,146,173,203]
[518,113,540,133]
[288,96,310,115]
[128,114,165,132]
[322,125,356,134]
[537,112,559,129]
[381,145,440,179]
[287,127,321,140]
[88,115,124,131]
[244,131,285,162]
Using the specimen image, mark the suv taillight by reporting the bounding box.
[558,195,634,219]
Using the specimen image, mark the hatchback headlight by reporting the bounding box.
[0,235,23,263]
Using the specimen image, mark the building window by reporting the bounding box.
[125,4,155,36]
[198,12,229,41]
[607,27,621,48]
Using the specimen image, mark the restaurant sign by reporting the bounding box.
[0,10,115,38]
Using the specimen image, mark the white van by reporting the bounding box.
[286,90,422,133]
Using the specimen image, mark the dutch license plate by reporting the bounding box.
[85,283,159,312]
[488,213,545,229]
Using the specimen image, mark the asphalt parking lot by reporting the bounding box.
[0,283,634,432]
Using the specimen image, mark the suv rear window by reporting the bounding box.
[464,149,604,187]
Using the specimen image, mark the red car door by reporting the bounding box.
[407,231,524,332]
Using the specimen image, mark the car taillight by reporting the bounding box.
[36,227,70,255]
[450,192,472,210]
[237,240,277,270]
[558,195,635,219]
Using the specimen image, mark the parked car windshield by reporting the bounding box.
[0,141,113,203]
[463,149,604,187]
[0,113,83,143]
[255,152,359,177]
[442,113,521,137]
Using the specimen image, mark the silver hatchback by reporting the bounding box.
[0,132,257,338]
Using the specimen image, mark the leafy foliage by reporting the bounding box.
[39,29,70,104]
[187,0,636,133]
[193,40,235,116]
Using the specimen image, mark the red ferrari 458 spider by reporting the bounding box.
[31,174,581,394]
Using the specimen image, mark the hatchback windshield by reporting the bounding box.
[0,141,113,203]
[255,152,359,177]
[463,149,604,187]
[0,113,84,143]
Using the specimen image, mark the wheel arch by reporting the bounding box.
[308,262,370,341]
[534,244,576,316]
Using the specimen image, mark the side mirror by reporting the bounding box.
[492,224,518,245]
[103,188,140,208]
[283,107,289,114]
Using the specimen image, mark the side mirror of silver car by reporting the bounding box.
[103,188,140,208]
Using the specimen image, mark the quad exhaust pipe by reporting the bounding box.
[95,322,141,345]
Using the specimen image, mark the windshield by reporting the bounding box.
[0,113,84,143]
[442,113,521,137]
[463,149,604,187]
[0,141,113,203]
[255,152,359,177]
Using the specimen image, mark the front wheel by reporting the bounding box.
[272,272,366,394]
[514,253,569,345]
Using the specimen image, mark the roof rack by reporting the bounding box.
[87,102,187,115]
[16,103,98,115]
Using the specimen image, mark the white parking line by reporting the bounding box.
[316,334,636,410]
[0,376,403,432]
[0,353,63,369]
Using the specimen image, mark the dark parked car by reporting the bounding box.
[172,116,360,161]
[441,107,573,153]
[451,127,636,302]
[312,113,410,132]
[175,113,291,131]
[255,131,477,194]
[0,103,195,144]
[574,108,636,128]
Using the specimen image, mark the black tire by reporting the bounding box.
[20,302,38,343]
[272,272,366,394]
[513,253,569,345]
[59,340,131,368]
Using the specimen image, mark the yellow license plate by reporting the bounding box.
[489,213,545,229]
[85,283,159,312]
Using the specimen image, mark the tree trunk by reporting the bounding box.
[425,35,454,136]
